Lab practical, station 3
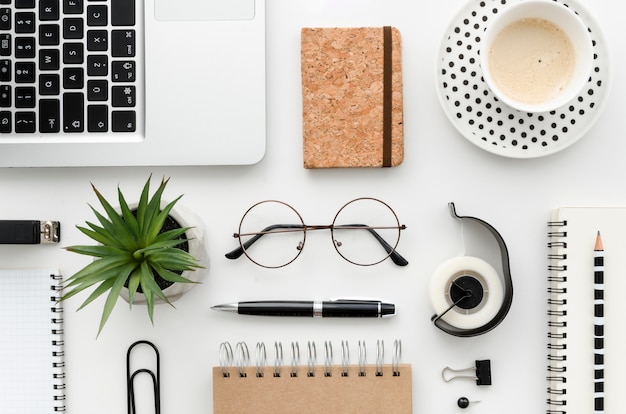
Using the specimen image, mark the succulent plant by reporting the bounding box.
[62,176,203,335]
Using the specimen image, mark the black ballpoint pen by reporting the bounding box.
[211,300,396,318]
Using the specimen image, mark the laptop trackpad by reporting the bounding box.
[155,0,255,21]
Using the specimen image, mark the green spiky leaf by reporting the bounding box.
[61,176,204,336]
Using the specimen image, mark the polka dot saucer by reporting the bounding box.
[435,0,611,158]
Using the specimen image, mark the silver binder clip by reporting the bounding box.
[442,359,492,386]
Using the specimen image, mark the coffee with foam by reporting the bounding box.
[487,18,576,105]
[480,0,592,113]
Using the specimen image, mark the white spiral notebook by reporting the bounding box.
[547,207,626,414]
[0,269,65,413]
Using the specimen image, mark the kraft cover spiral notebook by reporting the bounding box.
[213,340,412,413]
[301,26,404,168]
[547,207,626,414]
[0,268,65,413]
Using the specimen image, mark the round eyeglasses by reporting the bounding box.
[225,198,408,268]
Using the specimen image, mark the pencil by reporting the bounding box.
[594,231,604,413]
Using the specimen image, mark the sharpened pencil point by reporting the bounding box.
[595,231,604,251]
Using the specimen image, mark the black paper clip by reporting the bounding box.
[127,340,161,414]
[441,359,492,386]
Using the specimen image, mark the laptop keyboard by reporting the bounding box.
[0,0,140,135]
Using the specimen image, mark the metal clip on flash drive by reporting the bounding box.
[0,220,60,244]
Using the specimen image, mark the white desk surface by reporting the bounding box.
[1,0,624,413]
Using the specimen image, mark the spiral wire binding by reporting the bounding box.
[219,342,233,377]
[376,340,384,377]
[236,342,250,378]
[357,341,367,377]
[392,339,402,376]
[255,342,266,378]
[274,341,283,378]
[323,341,333,377]
[547,220,568,413]
[50,273,66,412]
[218,339,402,379]
[341,340,350,377]
[307,341,317,377]
[290,342,300,377]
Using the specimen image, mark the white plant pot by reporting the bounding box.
[119,201,209,305]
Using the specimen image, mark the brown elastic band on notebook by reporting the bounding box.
[382,26,393,168]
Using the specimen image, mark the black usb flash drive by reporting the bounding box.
[0,220,60,244]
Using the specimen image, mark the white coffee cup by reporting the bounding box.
[480,0,593,113]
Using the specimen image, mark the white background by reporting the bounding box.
[1,0,624,412]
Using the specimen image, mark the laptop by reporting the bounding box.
[0,0,266,167]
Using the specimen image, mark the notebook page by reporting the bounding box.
[0,268,63,413]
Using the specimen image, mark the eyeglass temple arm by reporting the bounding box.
[224,224,305,259]
[335,224,408,266]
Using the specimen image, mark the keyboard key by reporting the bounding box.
[15,0,36,9]
[112,85,135,107]
[112,110,135,132]
[63,67,83,88]
[39,73,60,95]
[0,8,10,30]
[63,17,83,39]
[0,34,10,56]
[111,30,135,57]
[15,111,36,133]
[15,61,35,82]
[0,59,10,81]
[39,24,60,45]
[112,60,134,82]
[0,85,11,107]
[87,30,108,51]
[111,0,135,26]
[39,49,60,70]
[87,79,108,101]
[87,55,108,76]
[63,0,83,14]
[15,86,35,108]
[15,12,35,33]
[39,0,60,21]
[15,36,35,58]
[63,42,83,63]
[87,105,107,132]
[62,92,83,132]
[87,5,107,26]
[0,111,11,133]
[39,99,60,132]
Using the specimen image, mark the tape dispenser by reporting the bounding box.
[429,203,513,337]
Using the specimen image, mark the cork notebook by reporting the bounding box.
[301,27,404,168]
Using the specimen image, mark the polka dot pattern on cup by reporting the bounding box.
[436,0,610,158]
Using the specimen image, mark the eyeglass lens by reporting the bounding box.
[238,200,305,268]
[332,198,402,266]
